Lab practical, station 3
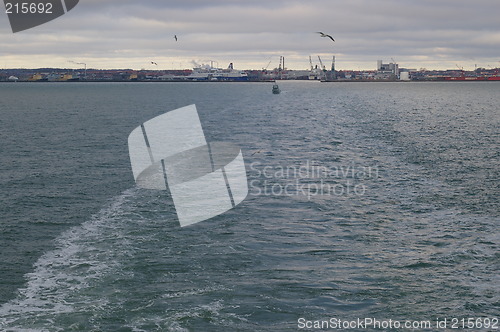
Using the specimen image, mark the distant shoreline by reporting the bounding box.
[1,79,499,83]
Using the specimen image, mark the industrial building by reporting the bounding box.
[376,60,399,79]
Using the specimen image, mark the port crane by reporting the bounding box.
[317,56,326,71]
[262,59,272,72]
[330,55,336,79]
[308,56,321,80]
[317,55,327,80]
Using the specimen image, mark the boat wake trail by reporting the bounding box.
[0,186,242,331]
[0,189,163,331]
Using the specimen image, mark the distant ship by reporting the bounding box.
[444,76,500,81]
[443,69,500,81]
[183,63,249,81]
[272,83,281,94]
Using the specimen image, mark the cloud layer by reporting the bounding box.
[1,0,499,70]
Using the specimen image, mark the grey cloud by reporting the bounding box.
[1,0,499,69]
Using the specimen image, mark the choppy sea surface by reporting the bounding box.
[0,81,498,331]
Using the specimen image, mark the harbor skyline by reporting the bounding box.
[1,0,499,71]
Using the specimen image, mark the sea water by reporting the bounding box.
[0,81,498,331]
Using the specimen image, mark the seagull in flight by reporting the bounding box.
[174,35,178,41]
[317,32,335,42]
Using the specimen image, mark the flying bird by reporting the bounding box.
[317,32,335,42]
[174,35,178,41]
[151,61,157,65]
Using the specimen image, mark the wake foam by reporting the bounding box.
[0,189,139,330]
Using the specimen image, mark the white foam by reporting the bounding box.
[0,189,138,330]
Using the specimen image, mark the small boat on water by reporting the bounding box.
[272,83,280,94]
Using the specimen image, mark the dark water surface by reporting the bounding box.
[0,82,498,331]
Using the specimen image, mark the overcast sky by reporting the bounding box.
[1,0,499,70]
